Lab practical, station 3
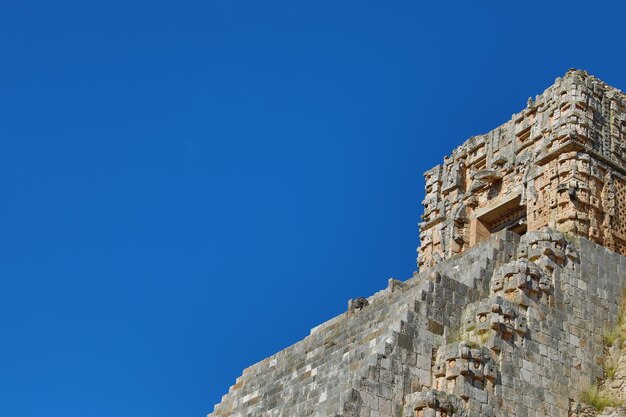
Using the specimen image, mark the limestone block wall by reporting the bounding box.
[208,232,515,417]
[418,69,626,269]
[208,229,626,417]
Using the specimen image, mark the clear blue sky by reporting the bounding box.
[2,1,625,416]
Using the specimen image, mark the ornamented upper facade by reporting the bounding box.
[418,69,626,269]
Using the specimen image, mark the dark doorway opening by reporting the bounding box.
[471,195,527,246]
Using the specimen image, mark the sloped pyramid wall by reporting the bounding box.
[208,229,626,417]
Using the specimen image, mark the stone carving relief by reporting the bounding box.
[431,343,497,396]
[405,390,469,417]
[418,69,626,269]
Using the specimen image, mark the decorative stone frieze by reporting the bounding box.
[418,69,626,270]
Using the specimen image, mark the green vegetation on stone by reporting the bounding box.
[579,385,620,411]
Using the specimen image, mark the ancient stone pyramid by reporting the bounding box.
[208,70,626,417]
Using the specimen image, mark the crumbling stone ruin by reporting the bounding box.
[207,70,626,417]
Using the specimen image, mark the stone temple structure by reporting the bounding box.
[419,69,626,270]
[207,70,626,417]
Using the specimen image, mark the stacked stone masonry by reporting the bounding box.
[419,69,626,269]
[208,71,626,417]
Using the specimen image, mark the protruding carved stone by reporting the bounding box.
[348,297,369,312]
[406,390,469,417]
